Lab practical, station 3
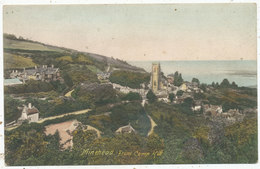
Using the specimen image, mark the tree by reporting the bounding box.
[199,83,207,92]
[220,79,230,88]
[183,97,194,107]
[192,78,200,85]
[109,70,150,89]
[176,90,184,97]
[231,81,238,89]
[123,92,142,101]
[4,95,22,123]
[168,93,175,103]
[173,71,184,87]
[146,90,157,103]
[211,82,216,87]
[63,72,73,87]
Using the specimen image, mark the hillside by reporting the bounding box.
[3,33,145,73]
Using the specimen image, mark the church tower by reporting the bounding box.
[151,63,161,93]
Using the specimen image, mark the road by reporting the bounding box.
[5,109,92,131]
[147,115,157,136]
[65,89,74,97]
[37,109,91,123]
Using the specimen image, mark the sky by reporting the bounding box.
[3,4,257,61]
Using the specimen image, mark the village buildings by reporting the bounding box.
[10,65,61,82]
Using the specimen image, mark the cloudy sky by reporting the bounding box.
[3,4,257,61]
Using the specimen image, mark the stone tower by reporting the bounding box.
[151,63,161,93]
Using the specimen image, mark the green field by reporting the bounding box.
[4,38,65,52]
[4,53,36,69]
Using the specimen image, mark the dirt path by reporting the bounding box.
[147,115,157,136]
[37,109,91,123]
[65,89,74,97]
[5,109,91,131]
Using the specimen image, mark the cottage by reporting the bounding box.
[115,124,136,134]
[18,103,39,123]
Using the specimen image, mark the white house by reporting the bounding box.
[18,103,39,123]
[192,105,202,111]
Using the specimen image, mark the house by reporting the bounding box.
[179,83,187,91]
[97,72,110,80]
[158,97,169,103]
[4,78,23,86]
[192,105,202,111]
[115,124,136,134]
[18,103,39,123]
[203,104,222,116]
[167,74,174,84]
[10,65,60,82]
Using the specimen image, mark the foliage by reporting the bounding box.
[65,65,99,85]
[178,97,194,115]
[168,93,175,103]
[74,83,118,105]
[110,102,145,131]
[56,55,73,63]
[146,90,157,103]
[194,92,205,100]
[50,80,67,93]
[5,80,54,94]
[123,92,142,101]
[62,72,73,88]
[4,53,36,70]
[73,54,93,65]
[199,83,207,92]
[5,124,48,165]
[4,95,23,123]
[109,70,150,89]
[173,71,183,87]
[176,90,184,97]
[191,78,200,85]
[220,79,230,88]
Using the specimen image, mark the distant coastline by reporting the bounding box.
[129,60,257,87]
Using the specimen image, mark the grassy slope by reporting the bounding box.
[4,53,36,69]
[4,38,65,52]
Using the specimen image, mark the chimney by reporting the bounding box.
[28,103,32,109]
[16,70,18,73]
[35,65,37,69]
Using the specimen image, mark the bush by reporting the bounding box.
[109,70,150,89]
[176,90,184,97]
[5,80,54,94]
[123,92,142,101]
[146,90,157,103]
[168,93,175,102]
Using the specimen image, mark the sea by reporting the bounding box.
[128,60,257,88]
